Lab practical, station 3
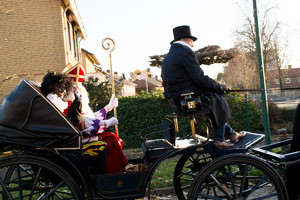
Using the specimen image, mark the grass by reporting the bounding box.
[150,159,178,189]
[149,155,269,190]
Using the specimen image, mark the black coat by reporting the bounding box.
[161,43,230,128]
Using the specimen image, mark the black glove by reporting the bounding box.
[66,100,83,126]
[219,84,228,95]
[74,87,82,101]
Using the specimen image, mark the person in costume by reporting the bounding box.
[40,71,118,139]
[41,69,128,174]
[161,25,246,148]
[73,84,128,174]
[61,63,129,174]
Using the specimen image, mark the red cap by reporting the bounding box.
[62,63,85,85]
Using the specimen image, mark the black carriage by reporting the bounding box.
[0,79,289,199]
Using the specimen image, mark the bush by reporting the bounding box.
[254,101,296,133]
[108,92,263,148]
[226,93,263,132]
[109,91,165,148]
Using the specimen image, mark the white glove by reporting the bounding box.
[105,94,118,112]
[99,117,118,128]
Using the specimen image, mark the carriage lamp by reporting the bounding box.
[180,92,201,113]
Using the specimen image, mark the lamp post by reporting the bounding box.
[253,0,271,144]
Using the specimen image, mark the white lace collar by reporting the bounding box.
[47,93,68,112]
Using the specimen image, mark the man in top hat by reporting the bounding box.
[161,25,246,148]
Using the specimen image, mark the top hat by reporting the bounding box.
[171,25,197,44]
[61,63,85,85]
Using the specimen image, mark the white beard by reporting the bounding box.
[76,85,95,118]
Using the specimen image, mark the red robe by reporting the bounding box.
[64,102,128,174]
[97,132,128,174]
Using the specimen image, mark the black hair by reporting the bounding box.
[41,71,73,96]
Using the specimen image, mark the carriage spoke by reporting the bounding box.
[0,176,14,199]
[251,193,280,200]
[29,167,42,200]
[239,164,249,198]
[209,173,232,199]
[227,164,237,197]
[244,174,268,198]
[40,180,64,199]
[17,165,24,200]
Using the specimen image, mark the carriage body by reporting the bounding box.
[0,79,290,200]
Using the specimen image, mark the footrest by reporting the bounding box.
[233,131,265,149]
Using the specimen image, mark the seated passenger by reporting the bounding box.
[41,69,128,174]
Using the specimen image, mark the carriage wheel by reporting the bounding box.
[188,154,288,200]
[173,152,212,200]
[0,155,83,200]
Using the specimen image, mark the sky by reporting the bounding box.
[76,0,300,80]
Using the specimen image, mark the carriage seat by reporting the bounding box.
[140,118,176,162]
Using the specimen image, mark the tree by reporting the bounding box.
[224,50,259,89]
[216,73,224,82]
[149,54,166,68]
[231,2,288,89]
[83,76,123,111]
[195,46,240,65]
[149,46,239,68]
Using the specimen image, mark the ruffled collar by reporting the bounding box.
[47,93,68,112]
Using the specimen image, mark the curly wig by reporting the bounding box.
[41,71,73,96]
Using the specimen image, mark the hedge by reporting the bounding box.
[104,92,263,149]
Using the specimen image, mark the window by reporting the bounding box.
[66,20,72,52]
[298,77,300,83]
[275,79,279,84]
[286,78,291,84]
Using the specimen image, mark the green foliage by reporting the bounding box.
[84,79,264,148]
[226,93,263,132]
[114,93,165,148]
[255,101,296,133]
[83,76,123,111]
[280,108,296,122]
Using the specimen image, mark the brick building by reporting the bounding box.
[267,66,300,89]
[0,0,86,103]
[134,77,163,95]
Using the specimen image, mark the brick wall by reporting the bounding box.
[0,0,66,103]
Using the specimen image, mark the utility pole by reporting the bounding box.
[253,0,272,144]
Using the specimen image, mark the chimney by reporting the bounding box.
[114,72,118,75]
[155,75,158,80]
[107,70,110,73]
[288,65,292,69]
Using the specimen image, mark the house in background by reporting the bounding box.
[82,48,106,83]
[131,69,163,94]
[0,0,86,102]
[267,66,300,89]
[134,77,163,94]
[105,71,136,97]
[265,65,300,101]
